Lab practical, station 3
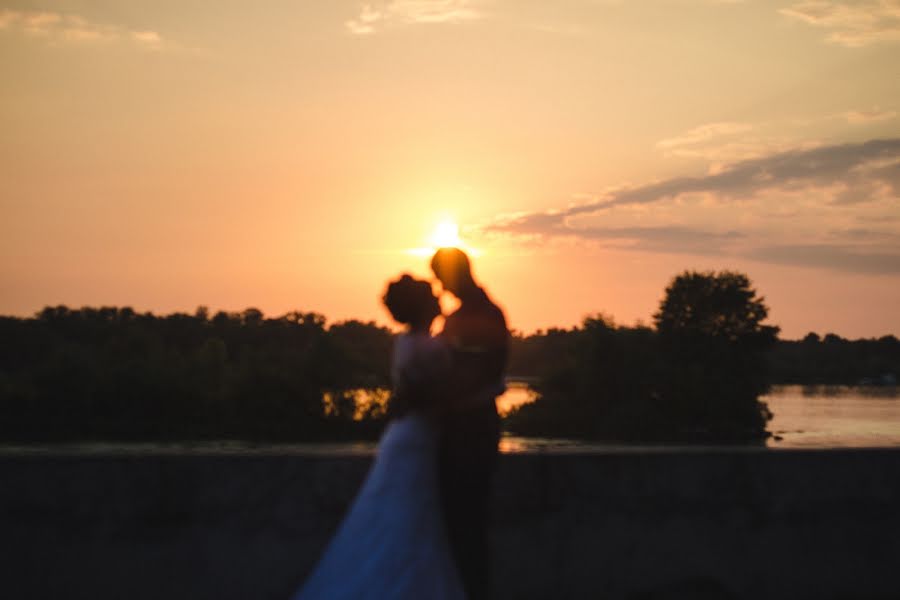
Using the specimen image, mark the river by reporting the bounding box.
[496,383,900,451]
[1,384,897,455]
[762,384,900,448]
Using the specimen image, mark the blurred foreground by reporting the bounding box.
[3,448,898,600]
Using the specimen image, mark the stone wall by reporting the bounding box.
[2,449,898,599]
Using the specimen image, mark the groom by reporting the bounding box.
[431,247,509,600]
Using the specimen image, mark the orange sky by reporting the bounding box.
[2,1,899,338]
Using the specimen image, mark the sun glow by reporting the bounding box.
[429,220,462,248]
[407,218,481,257]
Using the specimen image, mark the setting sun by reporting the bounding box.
[407,218,481,258]
[429,220,462,248]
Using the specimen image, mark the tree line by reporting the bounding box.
[0,271,896,443]
[510,329,900,387]
[0,306,393,442]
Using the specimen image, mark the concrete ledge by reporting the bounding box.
[2,449,899,600]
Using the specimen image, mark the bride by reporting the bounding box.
[293,274,466,600]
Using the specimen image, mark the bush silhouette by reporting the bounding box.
[507,271,779,442]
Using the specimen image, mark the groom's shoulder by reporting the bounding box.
[453,288,505,322]
[480,289,508,326]
[448,288,508,344]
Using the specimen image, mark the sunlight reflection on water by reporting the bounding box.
[496,381,538,416]
[764,384,900,448]
[319,381,535,421]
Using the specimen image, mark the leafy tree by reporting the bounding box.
[653,271,779,441]
[654,271,778,344]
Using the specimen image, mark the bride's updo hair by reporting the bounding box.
[383,274,438,326]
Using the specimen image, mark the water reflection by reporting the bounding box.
[322,389,390,420]
[765,385,900,448]
[322,381,536,421]
[497,381,538,416]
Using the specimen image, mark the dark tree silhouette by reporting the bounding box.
[652,271,779,441]
[507,271,780,443]
[0,306,394,443]
[767,332,899,385]
[654,271,778,345]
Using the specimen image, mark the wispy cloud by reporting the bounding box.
[656,108,899,168]
[346,0,482,35]
[780,1,900,47]
[486,139,900,274]
[0,9,166,49]
[657,122,754,150]
[654,121,829,170]
[840,107,898,124]
[653,121,803,166]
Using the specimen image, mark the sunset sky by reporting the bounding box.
[2,1,899,338]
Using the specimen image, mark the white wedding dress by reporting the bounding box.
[293,333,466,600]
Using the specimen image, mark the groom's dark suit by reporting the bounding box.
[438,286,509,600]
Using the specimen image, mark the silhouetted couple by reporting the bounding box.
[294,248,509,600]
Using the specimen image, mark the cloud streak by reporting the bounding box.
[346,0,482,34]
[0,9,166,49]
[487,139,900,274]
[780,1,900,47]
[748,243,900,275]
[840,108,898,124]
[657,122,754,150]
[654,121,816,166]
